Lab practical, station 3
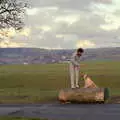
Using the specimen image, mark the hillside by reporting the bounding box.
[0,47,120,64]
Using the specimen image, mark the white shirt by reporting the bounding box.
[70,52,81,66]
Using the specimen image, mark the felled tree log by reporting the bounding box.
[58,88,110,103]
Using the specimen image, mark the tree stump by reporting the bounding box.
[58,88,110,103]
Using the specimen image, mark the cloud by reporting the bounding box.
[0,27,31,38]
[0,28,16,38]
[76,40,96,48]
[56,34,78,41]
[0,40,25,48]
[90,0,120,31]
[6,28,16,37]
[100,23,120,31]
[54,14,80,25]
[26,8,40,16]
[23,0,120,48]
[19,27,31,37]
[39,6,59,11]
[90,2,116,14]
[1,0,119,49]
[36,25,52,32]
[30,0,92,10]
[0,27,31,48]
[56,34,64,38]
[94,0,112,4]
[90,0,120,16]
[100,14,120,31]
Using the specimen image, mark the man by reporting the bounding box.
[69,48,84,88]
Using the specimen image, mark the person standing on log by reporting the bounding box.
[69,48,84,88]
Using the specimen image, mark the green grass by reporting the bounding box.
[0,61,120,103]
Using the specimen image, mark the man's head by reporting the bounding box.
[77,48,84,57]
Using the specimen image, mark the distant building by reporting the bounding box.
[23,62,28,65]
[61,56,66,60]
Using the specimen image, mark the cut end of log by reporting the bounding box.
[58,88,110,104]
[104,88,110,101]
[58,90,67,102]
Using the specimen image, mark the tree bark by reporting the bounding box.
[58,88,110,103]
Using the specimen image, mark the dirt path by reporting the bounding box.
[0,102,120,120]
[0,96,120,120]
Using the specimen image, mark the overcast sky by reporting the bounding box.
[1,0,120,49]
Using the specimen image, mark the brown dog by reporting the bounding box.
[82,74,98,88]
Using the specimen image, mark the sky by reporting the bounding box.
[0,0,120,49]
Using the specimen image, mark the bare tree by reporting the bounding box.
[0,0,28,30]
[0,0,28,56]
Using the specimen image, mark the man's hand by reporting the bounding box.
[74,65,80,70]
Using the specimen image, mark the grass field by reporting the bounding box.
[0,61,120,103]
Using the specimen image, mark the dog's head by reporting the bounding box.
[81,74,88,80]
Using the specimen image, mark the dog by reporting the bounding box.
[82,74,98,88]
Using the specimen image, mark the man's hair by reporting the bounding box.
[77,48,84,53]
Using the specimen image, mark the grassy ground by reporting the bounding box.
[0,61,120,103]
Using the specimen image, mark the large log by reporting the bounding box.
[58,88,110,103]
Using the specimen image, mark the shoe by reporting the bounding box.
[71,86,75,89]
[76,85,80,88]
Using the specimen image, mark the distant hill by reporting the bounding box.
[0,47,120,64]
